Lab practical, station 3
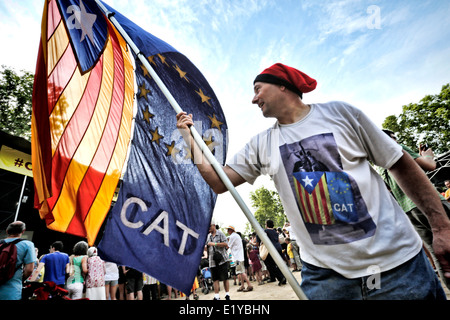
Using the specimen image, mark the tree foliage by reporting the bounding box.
[0,65,34,140]
[382,83,450,155]
[249,186,286,229]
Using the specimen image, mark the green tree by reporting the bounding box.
[0,65,34,140]
[249,186,286,229]
[382,83,450,155]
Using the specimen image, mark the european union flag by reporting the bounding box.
[326,171,358,223]
[97,2,227,294]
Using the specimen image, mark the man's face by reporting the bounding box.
[209,224,216,233]
[445,181,450,189]
[252,82,282,118]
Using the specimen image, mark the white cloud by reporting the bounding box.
[316,0,369,38]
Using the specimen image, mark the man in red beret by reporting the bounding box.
[177,63,450,300]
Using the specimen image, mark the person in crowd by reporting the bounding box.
[67,241,88,300]
[284,222,302,271]
[277,227,289,264]
[247,243,264,285]
[239,232,251,282]
[256,220,286,286]
[249,232,269,281]
[29,240,69,287]
[123,266,143,300]
[143,273,159,300]
[205,221,230,300]
[166,284,178,300]
[27,248,44,282]
[227,226,253,292]
[176,62,450,299]
[285,237,297,272]
[444,180,450,202]
[104,261,119,300]
[85,247,106,300]
[117,265,126,300]
[0,221,36,300]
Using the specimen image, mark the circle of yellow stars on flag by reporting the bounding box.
[329,177,350,194]
[137,53,225,162]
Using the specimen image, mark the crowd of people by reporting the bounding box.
[0,221,197,301]
[0,218,305,301]
[201,219,305,300]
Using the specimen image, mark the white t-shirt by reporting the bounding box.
[228,101,422,278]
[228,232,245,262]
[104,262,119,281]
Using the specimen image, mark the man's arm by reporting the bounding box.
[207,241,229,249]
[176,112,246,194]
[23,262,35,279]
[389,150,450,279]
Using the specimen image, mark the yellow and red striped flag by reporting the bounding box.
[293,171,336,225]
[31,0,134,245]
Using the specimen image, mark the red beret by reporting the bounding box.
[254,63,317,98]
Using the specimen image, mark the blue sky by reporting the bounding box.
[1,0,449,232]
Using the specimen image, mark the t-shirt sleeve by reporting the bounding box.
[227,134,263,184]
[24,241,36,265]
[349,104,403,169]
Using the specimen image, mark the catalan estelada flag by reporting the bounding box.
[293,171,335,225]
[31,0,134,245]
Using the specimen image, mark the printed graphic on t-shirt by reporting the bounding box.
[280,133,376,245]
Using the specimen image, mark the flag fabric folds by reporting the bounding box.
[31,0,135,245]
[94,2,227,294]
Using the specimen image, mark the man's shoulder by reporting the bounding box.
[1,238,32,247]
[216,229,226,236]
[315,100,358,111]
[17,239,34,249]
[216,230,228,240]
[44,251,69,261]
[229,232,239,241]
[57,252,70,261]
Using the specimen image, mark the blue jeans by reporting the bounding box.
[300,249,447,300]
